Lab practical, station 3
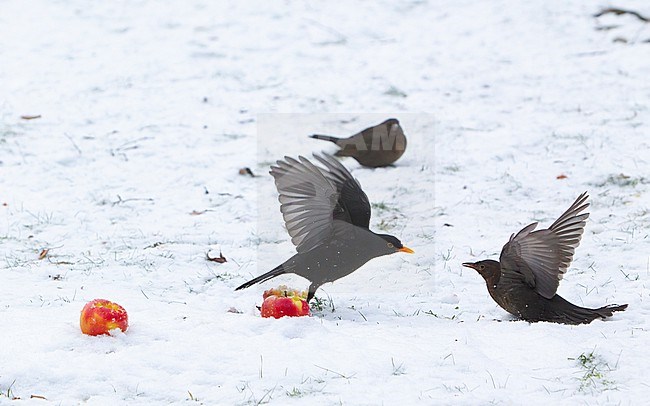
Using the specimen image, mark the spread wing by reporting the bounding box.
[499,192,590,299]
[312,154,370,229]
[270,153,371,253]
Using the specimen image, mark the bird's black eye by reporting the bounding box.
[387,243,394,248]
[479,265,485,270]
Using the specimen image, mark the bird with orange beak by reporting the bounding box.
[236,153,413,302]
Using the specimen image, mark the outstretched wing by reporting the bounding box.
[270,153,370,253]
[312,153,370,229]
[499,192,590,299]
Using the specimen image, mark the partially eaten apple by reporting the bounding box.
[80,299,129,336]
[261,286,309,318]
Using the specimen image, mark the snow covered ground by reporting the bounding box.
[1,1,649,404]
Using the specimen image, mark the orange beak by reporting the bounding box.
[399,246,414,254]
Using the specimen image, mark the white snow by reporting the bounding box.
[1,1,649,404]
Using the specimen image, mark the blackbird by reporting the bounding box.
[309,118,407,168]
[235,153,413,302]
[463,192,627,325]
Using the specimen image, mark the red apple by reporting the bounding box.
[260,286,309,318]
[80,299,129,336]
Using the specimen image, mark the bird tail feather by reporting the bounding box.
[594,303,628,318]
[235,264,285,291]
[562,302,628,324]
[309,134,340,144]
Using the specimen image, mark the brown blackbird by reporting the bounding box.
[235,153,413,302]
[463,192,627,325]
[309,118,407,168]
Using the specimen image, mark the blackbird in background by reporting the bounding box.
[463,192,627,325]
[235,153,413,302]
[309,118,407,168]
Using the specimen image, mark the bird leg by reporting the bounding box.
[307,282,319,303]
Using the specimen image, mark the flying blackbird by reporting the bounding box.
[309,118,407,168]
[463,192,627,325]
[235,153,413,302]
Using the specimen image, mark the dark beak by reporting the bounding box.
[462,262,477,270]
